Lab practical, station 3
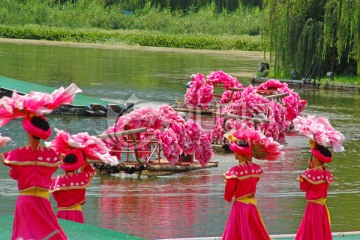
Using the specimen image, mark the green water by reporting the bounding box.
[0,41,359,239]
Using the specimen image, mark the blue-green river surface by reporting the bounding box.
[0,40,360,239]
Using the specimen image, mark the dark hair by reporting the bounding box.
[237,140,249,147]
[315,144,332,157]
[63,154,77,163]
[30,116,50,131]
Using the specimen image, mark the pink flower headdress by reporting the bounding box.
[46,129,119,165]
[224,124,284,161]
[292,115,345,152]
[0,83,82,127]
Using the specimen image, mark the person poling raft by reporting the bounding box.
[0,84,82,240]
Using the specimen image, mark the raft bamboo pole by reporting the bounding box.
[227,87,244,102]
[264,92,289,99]
[144,162,218,171]
[96,127,147,139]
[215,113,270,124]
[228,87,244,92]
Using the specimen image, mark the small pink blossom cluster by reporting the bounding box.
[226,123,284,161]
[211,79,306,144]
[258,79,307,121]
[212,89,288,144]
[0,84,82,127]
[103,105,214,166]
[184,71,243,109]
[46,129,119,165]
[0,133,11,146]
[292,115,345,152]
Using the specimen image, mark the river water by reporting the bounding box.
[0,40,359,239]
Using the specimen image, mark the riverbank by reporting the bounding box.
[0,24,262,51]
[0,38,266,58]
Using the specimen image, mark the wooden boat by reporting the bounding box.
[252,76,358,91]
[0,75,130,116]
[158,231,360,240]
[251,76,321,89]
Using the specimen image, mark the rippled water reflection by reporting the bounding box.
[0,42,360,239]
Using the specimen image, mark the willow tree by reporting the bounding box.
[262,0,359,78]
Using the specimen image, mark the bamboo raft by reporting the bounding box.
[93,160,219,177]
[93,128,218,176]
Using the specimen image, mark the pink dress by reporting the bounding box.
[295,167,334,240]
[222,162,270,240]
[50,163,94,223]
[2,145,68,240]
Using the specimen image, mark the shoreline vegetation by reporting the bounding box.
[0,0,358,85]
[0,24,262,51]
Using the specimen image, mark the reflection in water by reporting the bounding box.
[0,43,360,238]
[97,174,213,239]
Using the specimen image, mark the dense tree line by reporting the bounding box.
[263,0,359,78]
[61,0,263,11]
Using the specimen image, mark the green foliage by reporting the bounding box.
[263,0,359,78]
[0,24,262,51]
[0,0,261,35]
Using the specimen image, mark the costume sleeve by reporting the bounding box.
[299,176,311,192]
[82,162,95,175]
[9,167,18,180]
[224,178,237,202]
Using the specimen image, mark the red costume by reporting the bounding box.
[50,162,94,223]
[2,145,68,240]
[295,167,334,240]
[222,162,270,240]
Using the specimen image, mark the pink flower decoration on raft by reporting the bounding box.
[102,105,214,165]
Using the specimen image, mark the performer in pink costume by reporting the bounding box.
[222,140,270,240]
[50,148,94,223]
[295,140,334,240]
[1,115,68,240]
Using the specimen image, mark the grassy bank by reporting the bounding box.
[0,24,262,51]
[0,1,263,51]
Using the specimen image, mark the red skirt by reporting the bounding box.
[295,201,332,240]
[222,200,270,240]
[57,210,85,223]
[12,195,68,240]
